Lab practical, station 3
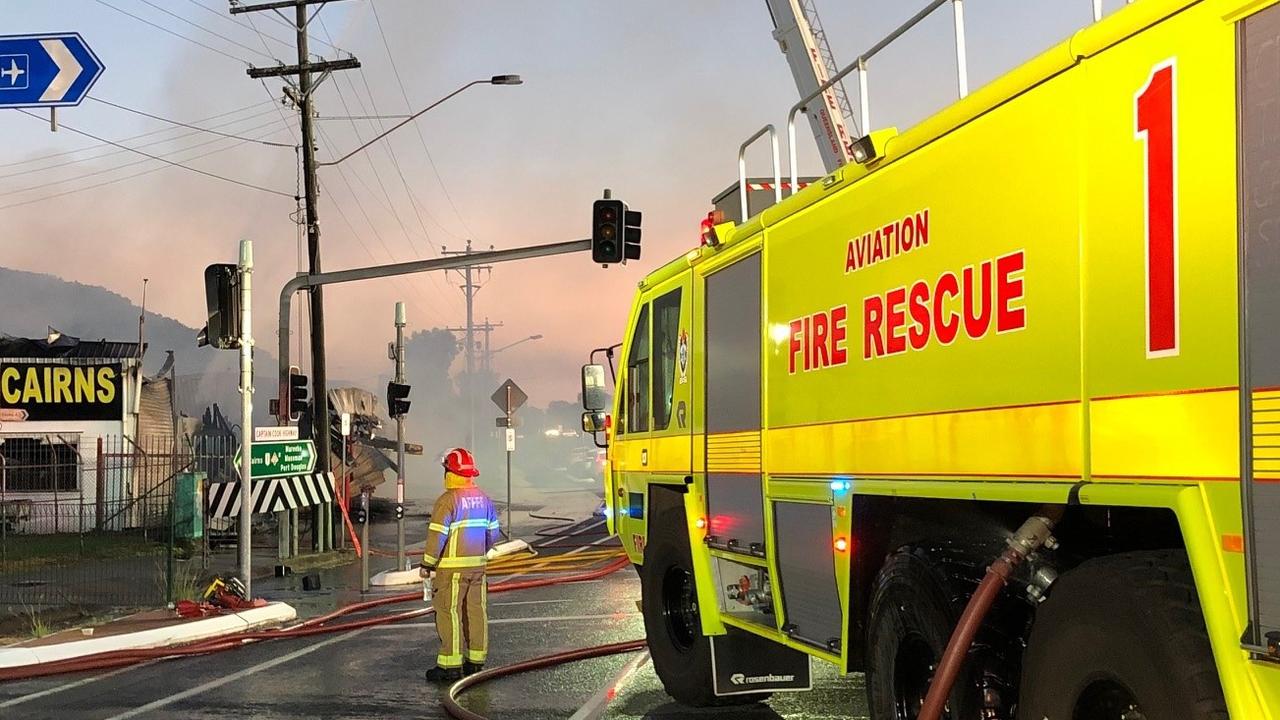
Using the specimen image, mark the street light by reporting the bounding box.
[319,75,523,166]
[492,334,543,355]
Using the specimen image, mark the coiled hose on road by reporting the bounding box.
[0,552,631,682]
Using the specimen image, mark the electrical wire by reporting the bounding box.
[87,96,295,147]
[0,107,284,180]
[369,0,475,242]
[180,0,295,54]
[133,0,278,62]
[0,100,276,170]
[17,110,293,198]
[0,116,287,198]
[93,0,250,65]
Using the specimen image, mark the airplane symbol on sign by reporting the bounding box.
[0,56,26,88]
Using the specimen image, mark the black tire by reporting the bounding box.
[640,508,766,707]
[866,548,981,720]
[1018,550,1228,720]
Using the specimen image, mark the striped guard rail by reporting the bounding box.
[206,472,335,517]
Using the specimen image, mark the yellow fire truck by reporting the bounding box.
[580,0,1280,717]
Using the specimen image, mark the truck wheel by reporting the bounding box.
[640,508,765,707]
[1018,551,1228,720]
[866,548,980,720]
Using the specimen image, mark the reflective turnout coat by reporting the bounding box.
[422,486,501,570]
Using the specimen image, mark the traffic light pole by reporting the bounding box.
[275,239,591,424]
[394,301,406,566]
[237,238,254,596]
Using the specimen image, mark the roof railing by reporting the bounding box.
[737,124,782,222]
[743,0,1138,206]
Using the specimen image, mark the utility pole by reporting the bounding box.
[393,302,407,565]
[442,240,492,449]
[237,239,254,596]
[446,319,503,374]
[236,0,359,554]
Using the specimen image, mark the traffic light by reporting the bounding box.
[288,368,309,421]
[592,199,625,264]
[623,208,642,261]
[387,381,411,419]
[197,264,240,349]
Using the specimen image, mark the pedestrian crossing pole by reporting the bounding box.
[238,238,254,597]
[394,302,407,566]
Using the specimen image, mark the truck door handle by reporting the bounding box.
[641,449,648,466]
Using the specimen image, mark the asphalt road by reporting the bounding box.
[0,517,869,720]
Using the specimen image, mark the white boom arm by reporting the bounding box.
[765,0,857,173]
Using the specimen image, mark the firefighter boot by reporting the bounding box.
[463,661,484,676]
[425,665,463,683]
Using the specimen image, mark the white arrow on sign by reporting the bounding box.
[38,38,81,103]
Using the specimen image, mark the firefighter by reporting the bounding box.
[420,447,502,683]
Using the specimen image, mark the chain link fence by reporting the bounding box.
[0,433,237,626]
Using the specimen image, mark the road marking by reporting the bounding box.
[492,598,572,608]
[101,628,369,720]
[379,612,640,629]
[569,650,650,720]
[0,661,158,709]
[493,533,619,583]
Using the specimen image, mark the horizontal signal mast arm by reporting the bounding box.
[276,238,593,418]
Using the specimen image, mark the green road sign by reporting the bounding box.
[234,439,317,479]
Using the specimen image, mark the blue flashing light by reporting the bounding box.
[619,507,630,517]
[830,479,852,492]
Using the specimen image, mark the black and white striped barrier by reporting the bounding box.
[206,473,335,517]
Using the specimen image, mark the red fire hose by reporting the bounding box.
[442,639,648,720]
[0,556,632,682]
[917,508,1063,720]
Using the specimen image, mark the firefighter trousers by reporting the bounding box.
[431,568,488,668]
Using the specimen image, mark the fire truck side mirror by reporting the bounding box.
[582,411,608,434]
[582,364,608,411]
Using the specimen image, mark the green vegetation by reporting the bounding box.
[1,532,167,569]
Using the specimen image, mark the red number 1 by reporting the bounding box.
[1136,60,1178,357]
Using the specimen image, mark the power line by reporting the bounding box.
[181,0,295,52]
[133,0,277,61]
[0,126,292,211]
[87,96,295,147]
[18,110,292,197]
[93,0,250,64]
[0,116,288,197]
[0,100,276,170]
[0,112,289,182]
[370,0,477,241]
[317,15,455,309]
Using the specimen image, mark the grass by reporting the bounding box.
[1,531,167,568]
[166,559,204,603]
[23,605,50,638]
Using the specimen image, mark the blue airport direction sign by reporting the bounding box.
[0,33,103,108]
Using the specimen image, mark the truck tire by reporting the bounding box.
[1018,550,1228,720]
[640,508,765,708]
[866,548,981,720]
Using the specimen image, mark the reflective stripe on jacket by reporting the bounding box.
[422,487,501,569]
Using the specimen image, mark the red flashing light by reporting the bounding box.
[700,210,724,247]
[834,537,849,553]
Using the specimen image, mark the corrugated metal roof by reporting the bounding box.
[0,334,143,360]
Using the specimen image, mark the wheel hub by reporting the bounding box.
[1074,678,1147,720]
[661,565,699,652]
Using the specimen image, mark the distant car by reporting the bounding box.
[567,446,606,481]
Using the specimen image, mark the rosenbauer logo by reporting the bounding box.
[730,672,797,686]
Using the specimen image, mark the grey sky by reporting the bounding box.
[0,0,1112,403]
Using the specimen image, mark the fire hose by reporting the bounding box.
[441,639,648,720]
[0,553,632,682]
[917,506,1064,720]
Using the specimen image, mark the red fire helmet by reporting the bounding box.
[442,447,480,478]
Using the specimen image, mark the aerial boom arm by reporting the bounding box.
[765,0,857,173]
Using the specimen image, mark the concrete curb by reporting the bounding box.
[0,602,297,669]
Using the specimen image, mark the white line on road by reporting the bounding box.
[378,612,640,629]
[569,649,650,720]
[0,661,159,709]
[532,518,606,548]
[102,628,369,720]
[492,598,572,608]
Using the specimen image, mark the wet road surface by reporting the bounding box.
[0,517,869,719]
